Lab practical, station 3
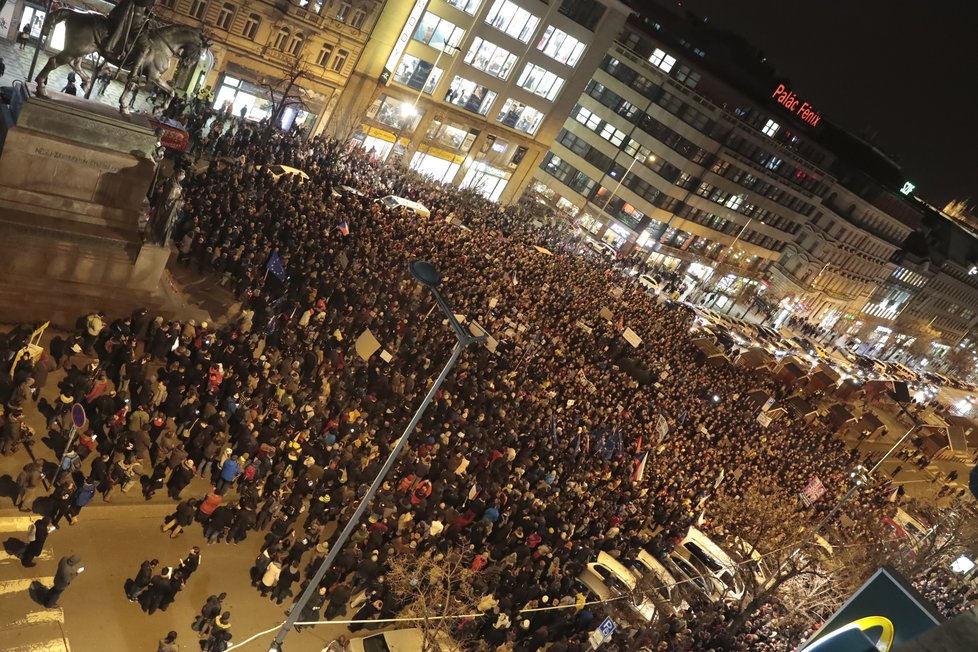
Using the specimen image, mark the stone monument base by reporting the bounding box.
[0,87,171,326]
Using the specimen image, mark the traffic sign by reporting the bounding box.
[598,617,616,638]
[71,403,87,428]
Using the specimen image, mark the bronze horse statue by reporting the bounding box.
[34,6,206,115]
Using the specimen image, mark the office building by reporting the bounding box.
[335,0,630,203]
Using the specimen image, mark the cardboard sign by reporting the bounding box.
[599,307,614,322]
[609,287,624,299]
[622,327,642,348]
[379,350,393,363]
[354,329,382,361]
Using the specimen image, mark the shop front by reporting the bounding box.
[409,119,477,183]
[213,67,319,133]
[354,93,425,161]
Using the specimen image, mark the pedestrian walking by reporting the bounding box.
[66,478,98,525]
[200,612,231,652]
[258,556,282,597]
[44,555,84,608]
[161,498,196,539]
[48,479,76,529]
[272,561,300,605]
[323,582,352,619]
[126,559,158,601]
[14,460,43,512]
[157,630,179,652]
[294,586,328,632]
[191,592,225,635]
[140,569,175,615]
[175,546,201,582]
[21,516,50,567]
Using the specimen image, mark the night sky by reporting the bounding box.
[672,0,978,207]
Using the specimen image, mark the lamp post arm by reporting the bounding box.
[270,339,472,649]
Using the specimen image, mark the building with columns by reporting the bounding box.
[334,0,631,204]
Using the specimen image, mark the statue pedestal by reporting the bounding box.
[0,88,171,326]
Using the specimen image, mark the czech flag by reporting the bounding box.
[632,450,649,483]
[338,221,350,236]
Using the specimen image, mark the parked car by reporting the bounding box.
[625,549,686,614]
[677,527,746,604]
[638,274,663,294]
[349,627,460,652]
[587,239,617,257]
[376,195,431,218]
[577,551,657,621]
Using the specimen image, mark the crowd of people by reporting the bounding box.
[1,103,972,650]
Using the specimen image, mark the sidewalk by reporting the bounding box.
[0,35,157,114]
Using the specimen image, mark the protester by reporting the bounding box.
[44,555,84,608]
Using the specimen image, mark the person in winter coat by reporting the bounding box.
[197,488,223,522]
[127,558,159,601]
[227,504,256,544]
[66,478,98,524]
[161,498,197,538]
[192,593,226,635]
[324,582,352,619]
[14,460,43,512]
[272,561,300,604]
[204,504,235,543]
[21,516,50,567]
[201,612,231,652]
[157,631,179,652]
[44,555,84,608]
[258,556,282,597]
[167,459,195,500]
[215,455,242,495]
[294,586,328,632]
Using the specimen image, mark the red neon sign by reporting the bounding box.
[771,84,821,127]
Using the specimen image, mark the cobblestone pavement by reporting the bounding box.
[0,35,158,114]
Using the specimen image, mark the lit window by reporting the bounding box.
[536,25,586,66]
[485,0,540,43]
[464,38,517,80]
[414,12,466,52]
[335,1,351,22]
[762,119,780,137]
[393,54,442,94]
[444,76,497,115]
[725,194,744,211]
[648,48,676,73]
[516,63,564,101]
[497,98,544,135]
[574,106,600,130]
[445,0,482,14]
[599,123,625,146]
[766,156,782,171]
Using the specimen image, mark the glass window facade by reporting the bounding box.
[517,63,564,101]
[497,99,545,135]
[464,38,518,80]
[536,25,586,66]
[485,0,540,43]
[445,76,498,115]
[413,12,465,52]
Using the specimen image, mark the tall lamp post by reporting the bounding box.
[268,261,485,651]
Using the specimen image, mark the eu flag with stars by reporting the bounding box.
[266,251,287,282]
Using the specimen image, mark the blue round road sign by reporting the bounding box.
[71,403,87,428]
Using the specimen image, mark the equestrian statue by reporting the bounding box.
[33,0,208,115]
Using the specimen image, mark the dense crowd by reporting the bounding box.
[1,105,971,651]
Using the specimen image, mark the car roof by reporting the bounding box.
[594,551,638,590]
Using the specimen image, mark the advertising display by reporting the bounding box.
[802,567,942,652]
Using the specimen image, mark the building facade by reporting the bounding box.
[528,6,960,358]
[152,0,383,135]
[334,0,630,204]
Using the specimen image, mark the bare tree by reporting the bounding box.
[386,549,482,651]
[259,55,310,144]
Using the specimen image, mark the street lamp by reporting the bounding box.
[268,261,485,651]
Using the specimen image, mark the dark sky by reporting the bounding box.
[672,0,978,207]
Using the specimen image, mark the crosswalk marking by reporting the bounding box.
[0,577,54,595]
[5,640,70,652]
[3,607,64,628]
[0,550,52,563]
[0,516,36,533]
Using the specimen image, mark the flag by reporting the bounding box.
[511,273,519,287]
[632,451,649,483]
[338,221,350,236]
[550,415,559,448]
[266,251,287,282]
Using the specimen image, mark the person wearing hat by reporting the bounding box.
[44,555,84,608]
[167,458,196,500]
[202,612,231,651]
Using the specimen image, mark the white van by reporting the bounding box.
[577,551,657,621]
[678,527,745,604]
[626,550,685,614]
[348,627,460,652]
[377,195,431,218]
